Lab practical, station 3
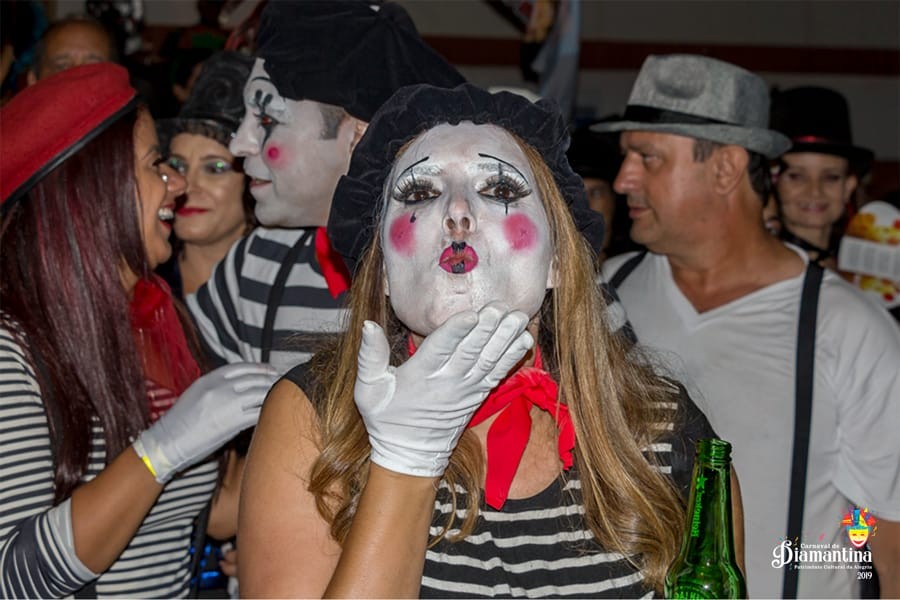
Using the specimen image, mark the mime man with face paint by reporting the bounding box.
[186,1,465,373]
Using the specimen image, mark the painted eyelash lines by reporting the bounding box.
[252,90,277,144]
[392,156,433,206]
[391,155,531,213]
[478,153,531,215]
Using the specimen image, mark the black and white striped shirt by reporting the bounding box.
[284,362,715,598]
[186,228,349,373]
[0,324,218,598]
[419,397,713,598]
[423,475,650,598]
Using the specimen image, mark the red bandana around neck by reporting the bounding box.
[315,227,351,298]
[407,337,575,509]
[130,275,201,410]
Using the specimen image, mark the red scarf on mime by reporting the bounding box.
[315,227,351,298]
[408,339,575,509]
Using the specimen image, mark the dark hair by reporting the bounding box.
[32,16,117,77]
[693,139,770,202]
[319,104,349,140]
[0,109,150,503]
[746,151,771,202]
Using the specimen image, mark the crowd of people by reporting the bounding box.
[1,1,897,599]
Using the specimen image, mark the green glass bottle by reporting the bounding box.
[664,438,746,599]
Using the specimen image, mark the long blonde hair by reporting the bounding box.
[307,133,685,592]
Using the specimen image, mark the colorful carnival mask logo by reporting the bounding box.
[841,507,877,548]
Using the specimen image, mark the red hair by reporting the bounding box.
[1,109,151,502]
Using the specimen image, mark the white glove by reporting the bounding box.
[133,363,278,483]
[354,303,534,477]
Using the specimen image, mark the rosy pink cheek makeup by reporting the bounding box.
[388,214,416,256]
[265,145,283,165]
[503,213,538,251]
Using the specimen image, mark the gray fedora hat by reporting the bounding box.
[593,54,790,159]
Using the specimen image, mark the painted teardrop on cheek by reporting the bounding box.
[503,213,537,251]
[388,214,416,256]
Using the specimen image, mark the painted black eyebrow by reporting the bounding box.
[478,153,527,180]
[395,156,431,182]
[249,76,273,84]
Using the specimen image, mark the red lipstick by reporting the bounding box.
[439,241,479,274]
[175,207,208,216]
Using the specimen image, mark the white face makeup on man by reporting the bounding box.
[229,58,356,228]
[381,122,555,338]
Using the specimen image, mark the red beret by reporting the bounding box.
[1,62,137,209]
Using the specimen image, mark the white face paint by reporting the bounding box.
[229,58,355,228]
[381,122,555,337]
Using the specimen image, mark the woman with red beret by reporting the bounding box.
[0,63,276,597]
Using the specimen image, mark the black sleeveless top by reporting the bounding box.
[283,363,716,598]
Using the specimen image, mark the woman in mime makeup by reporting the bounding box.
[238,83,744,598]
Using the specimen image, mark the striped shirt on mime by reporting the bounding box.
[0,323,218,598]
[186,227,348,373]
[420,398,714,598]
[284,360,714,599]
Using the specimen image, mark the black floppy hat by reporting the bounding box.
[328,83,605,275]
[158,51,253,149]
[255,0,464,122]
[769,86,874,176]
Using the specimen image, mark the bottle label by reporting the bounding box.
[690,472,707,538]
[668,582,718,599]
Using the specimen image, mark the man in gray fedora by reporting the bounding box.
[598,54,899,598]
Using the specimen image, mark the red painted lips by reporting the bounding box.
[439,241,479,274]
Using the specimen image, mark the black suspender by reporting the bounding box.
[260,230,314,363]
[611,254,826,599]
[608,250,647,290]
[782,262,824,599]
[606,251,647,345]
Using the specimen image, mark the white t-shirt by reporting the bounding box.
[602,248,900,599]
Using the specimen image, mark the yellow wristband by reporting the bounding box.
[140,454,158,478]
[132,439,159,480]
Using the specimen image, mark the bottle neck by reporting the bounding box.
[681,458,736,563]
